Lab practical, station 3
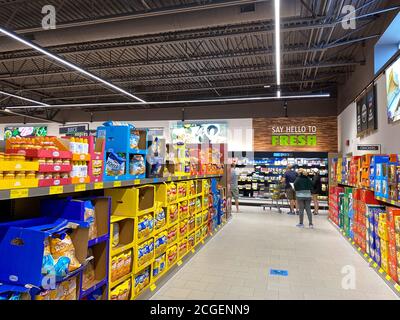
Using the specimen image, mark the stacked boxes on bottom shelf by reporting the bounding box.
[387,207,400,282]
[105,178,221,299]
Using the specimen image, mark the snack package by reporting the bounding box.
[189,181,196,196]
[168,225,178,245]
[195,197,202,211]
[123,250,132,275]
[130,131,140,149]
[50,234,81,272]
[42,237,55,275]
[112,222,120,248]
[116,254,125,279]
[155,207,166,230]
[188,216,195,232]
[84,200,97,240]
[169,204,178,223]
[167,183,177,203]
[105,152,126,176]
[130,155,145,175]
[179,201,189,219]
[82,249,95,290]
[179,220,188,237]
[111,256,118,282]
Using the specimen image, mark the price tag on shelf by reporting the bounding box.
[386,275,392,281]
[167,177,172,181]
[357,247,361,251]
[49,186,63,195]
[94,182,104,190]
[74,184,86,192]
[201,240,205,244]
[395,284,400,292]
[378,268,384,274]
[112,181,121,187]
[364,253,368,258]
[10,189,29,199]
[177,260,183,266]
[150,284,157,292]
[368,258,373,263]
[134,179,140,185]
[373,262,378,268]
[191,249,195,253]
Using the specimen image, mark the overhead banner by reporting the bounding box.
[4,126,47,139]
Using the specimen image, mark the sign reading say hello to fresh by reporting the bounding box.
[253,117,338,153]
[271,125,317,146]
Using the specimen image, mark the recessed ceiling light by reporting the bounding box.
[264,85,271,88]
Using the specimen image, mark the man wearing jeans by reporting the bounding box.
[282,165,297,215]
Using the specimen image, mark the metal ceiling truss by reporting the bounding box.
[0,0,395,115]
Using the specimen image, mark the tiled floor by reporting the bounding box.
[151,206,398,300]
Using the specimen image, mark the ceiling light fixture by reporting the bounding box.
[3,108,64,124]
[5,93,331,110]
[274,0,281,97]
[0,27,146,103]
[0,90,49,106]
[263,85,271,88]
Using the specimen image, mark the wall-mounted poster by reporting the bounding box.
[4,126,47,139]
[171,123,227,144]
[386,54,400,123]
[356,95,364,134]
[356,85,378,136]
[367,85,377,130]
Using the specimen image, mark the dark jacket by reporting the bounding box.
[312,173,322,194]
[294,174,313,192]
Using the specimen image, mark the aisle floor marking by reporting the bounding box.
[269,269,289,277]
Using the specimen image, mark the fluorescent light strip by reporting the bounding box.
[274,0,281,88]
[2,109,63,124]
[0,27,146,104]
[0,90,49,106]
[5,94,331,110]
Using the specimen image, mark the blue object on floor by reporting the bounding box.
[269,269,288,277]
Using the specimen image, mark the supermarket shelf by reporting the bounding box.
[329,218,400,298]
[337,182,400,208]
[0,174,222,201]
[135,218,230,300]
[110,272,132,289]
[375,196,400,208]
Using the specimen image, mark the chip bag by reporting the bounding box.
[50,234,81,272]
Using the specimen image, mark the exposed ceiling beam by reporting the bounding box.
[0,53,361,81]
[0,15,378,63]
[14,62,351,92]
[1,0,268,35]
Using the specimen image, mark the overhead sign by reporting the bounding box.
[59,125,87,136]
[4,126,47,139]
[357,144,381,153]
[271,125,317,147]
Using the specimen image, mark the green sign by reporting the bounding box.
[272,135,317,146]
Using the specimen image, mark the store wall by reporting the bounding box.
[338,74,400,155]
[0,118,253,152]
[253,117,338,153]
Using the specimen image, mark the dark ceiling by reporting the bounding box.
[0,0,397,120]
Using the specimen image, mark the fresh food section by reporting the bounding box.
[0,122,230,300]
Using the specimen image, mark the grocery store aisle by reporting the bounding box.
[151,206,398,300]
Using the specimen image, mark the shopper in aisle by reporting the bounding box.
[294,169,314,228]
[230,160,240,213]
[282,165,298,215]
[311,168,322,215]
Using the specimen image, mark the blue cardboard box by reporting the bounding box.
[0,217,88,287]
